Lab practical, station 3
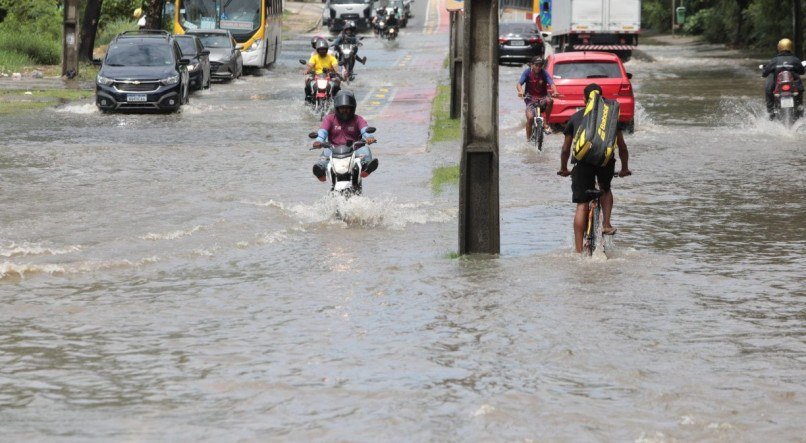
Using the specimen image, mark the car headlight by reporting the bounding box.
[160,74,180,85]
[246,41,260,52]
[96,74,114,85]
[189,63,200,71]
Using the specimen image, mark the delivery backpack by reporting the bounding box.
[572,90,620,166]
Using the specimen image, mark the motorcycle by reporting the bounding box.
[374,17,399,41]
[300,60,337,120]
[335,38,364,82]
[308,128,377,196]
[761,61,806,127]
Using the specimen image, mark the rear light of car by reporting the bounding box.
[619,82,633,96]
[528,37,541,44]
[498,37,508,44]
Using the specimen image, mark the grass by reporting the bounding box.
[0,89,94,115]
[429,84,460,143]
[431,164,459,195]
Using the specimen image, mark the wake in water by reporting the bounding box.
[714,97,806,134]
[249,195,454,229]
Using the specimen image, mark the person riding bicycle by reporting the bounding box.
[312,91,379,182]
[332,21,367,65]
[762,38,805,120]
[558,83,631,254]
[304,39,341,103]
[516,55,558,141]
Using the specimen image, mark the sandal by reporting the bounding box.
[602,227,618,235]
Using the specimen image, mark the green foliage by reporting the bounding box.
[0,48,34,73]
[745,0,795,50]
[682,7,727,42]
[0,29,61,64]
[96,18,139,46]
[100,0,141,24]
[642,0,670,32]
[430,84,460,143]
[431,165,460,195]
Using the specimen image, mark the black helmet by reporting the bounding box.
[344,21,356,32]
[311,35,325,49]
[315,39,329,53]
[334,91,357,121]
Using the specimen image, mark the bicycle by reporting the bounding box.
[582,188,606,257]
[523,94,559,151]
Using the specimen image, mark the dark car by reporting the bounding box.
[498,21,545,65]
[175,34,211,90]
[185,30,243,81]
[95,30,190,112]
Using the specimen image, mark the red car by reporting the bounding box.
[545,51,635,132]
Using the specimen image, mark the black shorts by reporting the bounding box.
[571,159,616,203]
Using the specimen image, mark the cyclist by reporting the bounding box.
[557,83,631,254]
[517,55,558,141]
[312,91,379,181]
[304,39,341,103]
[762,38,805,120]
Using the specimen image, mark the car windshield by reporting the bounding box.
[105,43,174,66]
[193,34,232,48]
[331,0,371,4]
[552,62,622,79]
[179,0,261,32]
[176,38,198,55]
[500,23,538,35]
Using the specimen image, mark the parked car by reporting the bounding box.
[175,34,211,91]
[498,21,545,65]
[95,30,190,113]
[185,29,243,81]
[545,51,635,132]
[323,0,375,32]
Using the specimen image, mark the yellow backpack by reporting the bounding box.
[572,90,620,166]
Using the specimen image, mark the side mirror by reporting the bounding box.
[327,38,334,42]
[626,72,633,79]
[541,32,550,38]
[179,58,190,65]
[308,132,318,139]
[365,127,376,133]
[354,141,366,149]
[235,44,244,50]
[299,59,307,65]
[359,36,365,40]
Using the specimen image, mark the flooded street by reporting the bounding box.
[1,1,804,440]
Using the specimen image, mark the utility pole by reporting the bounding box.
[795,0,803,59]
[459,0,500,255]
[62,0,79,78]
[448,10,463,119]
[671,0,676,36]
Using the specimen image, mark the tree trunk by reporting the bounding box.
[733,0,751,47]
[79,0,103,61]
[143,0,166,29]
[795,0,803,58]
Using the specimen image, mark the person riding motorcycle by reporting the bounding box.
[762,38,805,120]
[332,21,367,65]
[312,91,379,182]
[372,3,399,35]
[304,39,341,103]
[516,56,558,141]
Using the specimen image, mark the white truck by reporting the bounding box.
[543,0,641,59]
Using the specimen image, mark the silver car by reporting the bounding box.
[185,29,243,81]
[323,0,376,32]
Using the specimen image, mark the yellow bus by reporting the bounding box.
[174,0,283,68]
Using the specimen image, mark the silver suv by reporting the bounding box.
[323,0,376,32]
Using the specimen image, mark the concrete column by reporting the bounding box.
[449,11,464,119]
[62,0,80,78]
[458,0,499,255]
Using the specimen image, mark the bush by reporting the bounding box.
[97,18,139,46]
[101,0,142,24]
[683,7,727,42]
[642,0,671,32]
[0,48,34,73]
[0,29,61,64]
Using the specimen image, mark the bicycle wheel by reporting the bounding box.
[583,200,599,256]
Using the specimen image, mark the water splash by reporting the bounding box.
[0,241,81,258]
[140,225,203,241]
[54,103,98,114]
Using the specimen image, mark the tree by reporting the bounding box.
[142,0,165,29]
[79,0,103,61]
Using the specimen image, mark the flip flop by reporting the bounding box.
[603,227,618,235]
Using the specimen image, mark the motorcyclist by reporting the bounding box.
[372,1,391,34]
[312,91,379,182]
[304,39,341,103]
[516,55,558,141]
[762,38,805,120]
[332,21,367,65]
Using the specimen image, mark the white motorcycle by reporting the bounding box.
[309,128,376,196]
[336,39,363,82]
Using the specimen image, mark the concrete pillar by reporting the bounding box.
[458,0,499,255]
[62,0,80,78]
[449,11,463,119]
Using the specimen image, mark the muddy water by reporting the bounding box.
[1,4,804,441]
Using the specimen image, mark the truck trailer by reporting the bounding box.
[541,0,641,60]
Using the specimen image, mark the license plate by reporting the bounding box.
[127,94,147,102]
[781,96,794,108]
[509,40,525,46]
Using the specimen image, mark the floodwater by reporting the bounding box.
[1,2,804,441]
